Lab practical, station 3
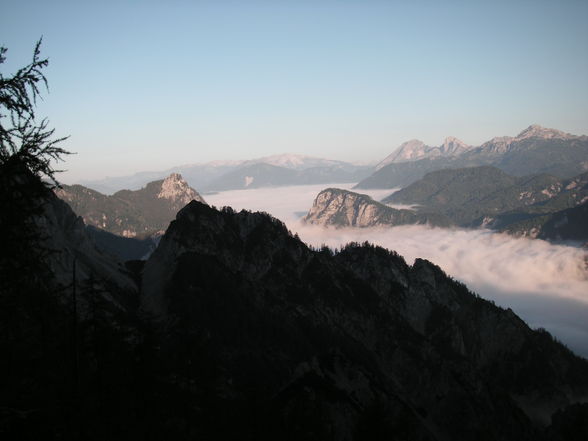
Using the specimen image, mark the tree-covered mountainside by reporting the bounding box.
[3,164,588,440]
[383,166,588,239]
[303,187,452,228]
[56,173,205,237]
[356,125,588,189]
[502,201,588,243]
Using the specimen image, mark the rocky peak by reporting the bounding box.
[394,139,428,159]
[441,136,470,155]
[376,136,472,170]
[157,173,204,205]
[303,188,452,228]
[515,124,575,141]
[140,197,588,439]
[375,139,428,169]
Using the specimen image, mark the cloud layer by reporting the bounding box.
[206,184,588,357]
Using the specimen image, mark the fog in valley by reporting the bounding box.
[206,184,588,357]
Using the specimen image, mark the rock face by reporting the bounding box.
[139,200,588,440]
[4,163,588,440]
[156,172,201,205]
[375,137,470,170]
[383,166,588,238]
[303,188,452,228]
[56,173,205,237]
[358,125,588,189]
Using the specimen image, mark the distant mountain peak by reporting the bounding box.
[157,173,203,205]
[376,137,471,170]
[441,136,470,154]
[515,124,575,141]
[402,139,426,148]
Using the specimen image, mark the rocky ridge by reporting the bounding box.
[358,125,588,189]
[140,200,588,439]
[56,173,205,237]
[383,166,588,239]
[303,188,452,228]
[376,136,470,170]
[3,162,588,440]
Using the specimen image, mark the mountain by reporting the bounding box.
[204,162,373,192]
[56,173,205,237]
[382,166,588,237]
[375,136,471,170]
[80,154,373,194]
[3,162,588,440]
[503,200,588,243]
[303,188,452,228]
[141,200,588,439]
[203,163,299,191]
[357,125,588,189]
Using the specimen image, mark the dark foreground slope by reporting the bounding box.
[141,200,588,440]
[2,164,588,440]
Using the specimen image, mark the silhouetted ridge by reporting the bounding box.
[140,199,588,440]
[3,164,588,440]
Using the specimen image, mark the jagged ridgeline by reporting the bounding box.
[304,167,588,244]
[3,163,588,440]
[56,173,205,237]
[303,187,452,227]
[357,125,588,189]
[383,166,588,241]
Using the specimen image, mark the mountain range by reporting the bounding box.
[306,166,588,243]
[375,136,471,169]
[80,154,373,194]
[2,162,588,440]
[384,166,588,240]
[357,125,588,189]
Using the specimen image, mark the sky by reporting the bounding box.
[2,0,588,182]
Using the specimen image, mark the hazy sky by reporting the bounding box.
[2,0,587,182]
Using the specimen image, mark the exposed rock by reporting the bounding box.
[139,200,588,440]
[56,173,205,237]
[157,172,202,205]
[375,137,471,170]
[303,188,452,228]
[383,166,588,239]
[4,163,588,440]
[358,125,588,190]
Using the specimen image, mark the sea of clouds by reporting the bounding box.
[205,183,588,357]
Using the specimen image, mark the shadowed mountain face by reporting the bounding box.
[3,163,588,440]
[356,125,588,189]
[140,200,588,440]
[383,166,588,240]
[303,187,452,228]
[56,173,205,237]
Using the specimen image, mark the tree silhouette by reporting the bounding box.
[0,38,69,185]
